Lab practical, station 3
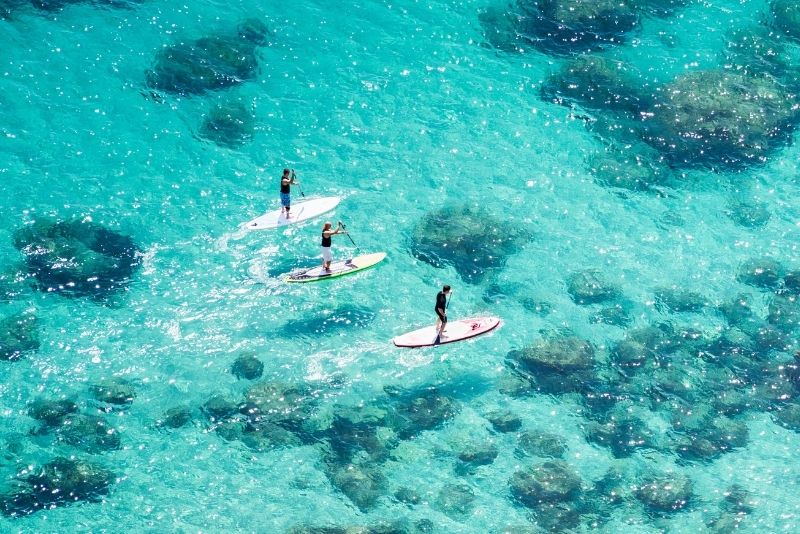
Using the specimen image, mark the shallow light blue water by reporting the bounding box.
[1,0,800,531]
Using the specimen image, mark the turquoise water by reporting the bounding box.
[1,0,800,531]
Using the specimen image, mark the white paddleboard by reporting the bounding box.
[243,196,341,230]
[392,316,501,348]
[286,252,387,283]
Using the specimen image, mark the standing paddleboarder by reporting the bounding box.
[280,168,299,218]
[321,221,346,272]
[435,285,451,340]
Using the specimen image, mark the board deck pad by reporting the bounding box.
[392,316,501,348]
[243,196,341,230]
[286,252,386,282]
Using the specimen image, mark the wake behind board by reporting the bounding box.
[286,252,386,283]
[392,316,501,348]
[243,196,340,230]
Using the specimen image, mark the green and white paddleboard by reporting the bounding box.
[286,252,386,283]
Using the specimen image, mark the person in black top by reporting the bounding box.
[320,221,345,272]
[280,168,298,218]
[435,285,451,339]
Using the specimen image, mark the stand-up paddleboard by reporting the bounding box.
[392,316,501,348]
[243,197,340,230]
[286,252,386,283]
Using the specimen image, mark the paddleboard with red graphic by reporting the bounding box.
[392,316,501,348]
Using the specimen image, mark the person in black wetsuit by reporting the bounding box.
[321,221,346,272]
[280,168,298,217]
[435,285,451,339]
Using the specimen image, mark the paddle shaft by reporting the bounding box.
[340,223,360,252]
[291,169,305,197]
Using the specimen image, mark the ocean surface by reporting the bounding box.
[1,0,800,532]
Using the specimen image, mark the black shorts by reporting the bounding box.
[436,309,447,323]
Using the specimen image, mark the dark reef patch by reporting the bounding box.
[199,100,255,149]
[146,19,270,96]
[639,70,799,168]
[512,0,640,56]
[13,218,141,300]
[0,457,114,517]
[0,311,39,361]
[770,0,800,41]
[409,204,526,284]
[542,55,648,115]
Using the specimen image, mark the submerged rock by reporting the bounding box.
[542,55,647,115]
[0,457,114,517]
[737,257,785,289]
[588,145,671,192]
[389,388,460,439]
[674,416,749,462]
[514,0,640,55]
[0,311,39,361]
[509,336,596,394]
[727,199,771,228]
[771,0,800,41]
[591,303,632,327]
[654,287,708,313]
[90,378,136,405]
[510,460,582,506]
[436,482,476,517]
[566,270,620,304]
[516,430,567,458]
[202,395,239,422]
[199,101,255,149]
[767,294,800,331]
[157,405,192,429]
[146,19,270,95]
[231,352,264,380]
[512,336,595,373]
[28,398,78,426]
[409,204,526,284]
[57,414,121,453]
[640,70,799,168]
[13,218,141,300]
[721,484,756,515]
[456,442,498,473]
[783,271,800,295]
[719,293,758,328]
[585,412,655,458]
[725,26,793,78]
[240,422,303,452]
[324,407,395,463]
[245,381,318,431]
[772,402,800,432]
[634,472,692,513]
[328,462,386,511]
[486,410,522,433]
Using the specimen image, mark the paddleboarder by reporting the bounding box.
[435,285,451,340]
[321,221,346,272]
[280,168,299,218]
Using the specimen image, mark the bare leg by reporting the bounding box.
[436,317,446,340]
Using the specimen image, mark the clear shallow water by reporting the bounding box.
[0,0,799,532]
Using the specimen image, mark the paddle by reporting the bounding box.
[339,222,360,253]
[291,169,305,197]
